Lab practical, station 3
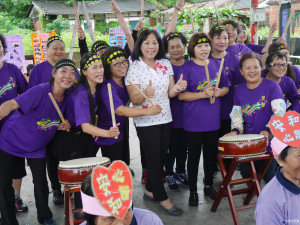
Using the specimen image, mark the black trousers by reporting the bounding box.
[101,139,127,164]
[136,123,170,201]
[186,130,219,192]
[46,145,61,191]
[140,144,147,170]
[165,128,188,176]
[0,149,52,225]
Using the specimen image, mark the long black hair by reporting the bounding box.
[79,52,101,125]
[101,46,128,80]
[0,33,7,53]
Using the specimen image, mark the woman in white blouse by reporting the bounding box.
[125,28,186,216]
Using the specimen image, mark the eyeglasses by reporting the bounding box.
[112,59,129,68]
[270,63,288,68]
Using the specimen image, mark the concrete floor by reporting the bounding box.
[16,120,257,225]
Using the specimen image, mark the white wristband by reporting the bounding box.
[174,85,181,93]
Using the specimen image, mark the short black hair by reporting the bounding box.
[0,33,7,52]
[26,64,34,74]
[266,52,287,68]
[239,53,262,69]
[222,19,241,35]
[101,46,128,80]
[163,32,187,52]
[132,29,165,60]
[279,146,291,162]
[208,25,229,40]
[187,33,211,59]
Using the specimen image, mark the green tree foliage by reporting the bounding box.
[45,15,71,35]
[0,0,31,18]
[177,6,248,29]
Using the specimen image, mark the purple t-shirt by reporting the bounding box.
[245,43,264,55]
[65,83,98,128]
[180,59,231,132]
[170,60,188,128]
[233,78,284,134]
[0,83,67,158]
[293,65,300,89]
[0,62,28,128]
[28,60,79,88]
[255,167,300,225]
[96,79,129,146]
[226,44,254,59]
[209,53,243,120]
[261,73,299,110]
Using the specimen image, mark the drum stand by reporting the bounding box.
[64,185,84,225]
[211,154,273,225]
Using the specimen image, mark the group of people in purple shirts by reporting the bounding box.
[0,0,300,224]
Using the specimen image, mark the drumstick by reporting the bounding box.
[73,0,81,27]
[282,11,294,38]
[127,80,165,115]
[141,0,144,18]
[212,0,221,24]
[205,65,213,104]
[48,93,69,132]
[212,58,225,104]
[107,83,118,140]
[189,8,195,34]
[274,0,282,25]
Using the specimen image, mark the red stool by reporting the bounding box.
[211,154,273,225]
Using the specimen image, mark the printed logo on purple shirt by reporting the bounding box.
[37,118,60,130]
[241,96,267,116]
[0,77,15,98]
[197,78,217,91]
[225,67,229,75]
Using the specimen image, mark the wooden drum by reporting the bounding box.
[58,157,110,186]
[218,134,267,158]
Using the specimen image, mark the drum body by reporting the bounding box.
[58,157,110,186]
[218,134,267,158]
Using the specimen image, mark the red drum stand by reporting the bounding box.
[211,153,273,225]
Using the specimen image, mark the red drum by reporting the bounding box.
[58,157,110,186]
[218,134,267,158]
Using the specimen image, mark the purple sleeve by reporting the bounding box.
[246,43,264,54]
[270,81,284,101]
[293,65,300,89]
[28,66,41,88]
[219,67,231,88]
[101,83,124,112]
[15,85,44,114]
[74,92,92,126]
[286,78,299,110]
[233,59,245,85]
[14,66,28,94]
[179,65,190,92]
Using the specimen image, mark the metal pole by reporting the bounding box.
[250,0,259,44]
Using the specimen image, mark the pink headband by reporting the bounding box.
[271,137,288,159]
[81,191,132,216]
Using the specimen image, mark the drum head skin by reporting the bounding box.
[218,134,267,158]
[58,157,111,186]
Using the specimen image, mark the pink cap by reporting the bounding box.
[81,191,132,216]
[271,137,288,159]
